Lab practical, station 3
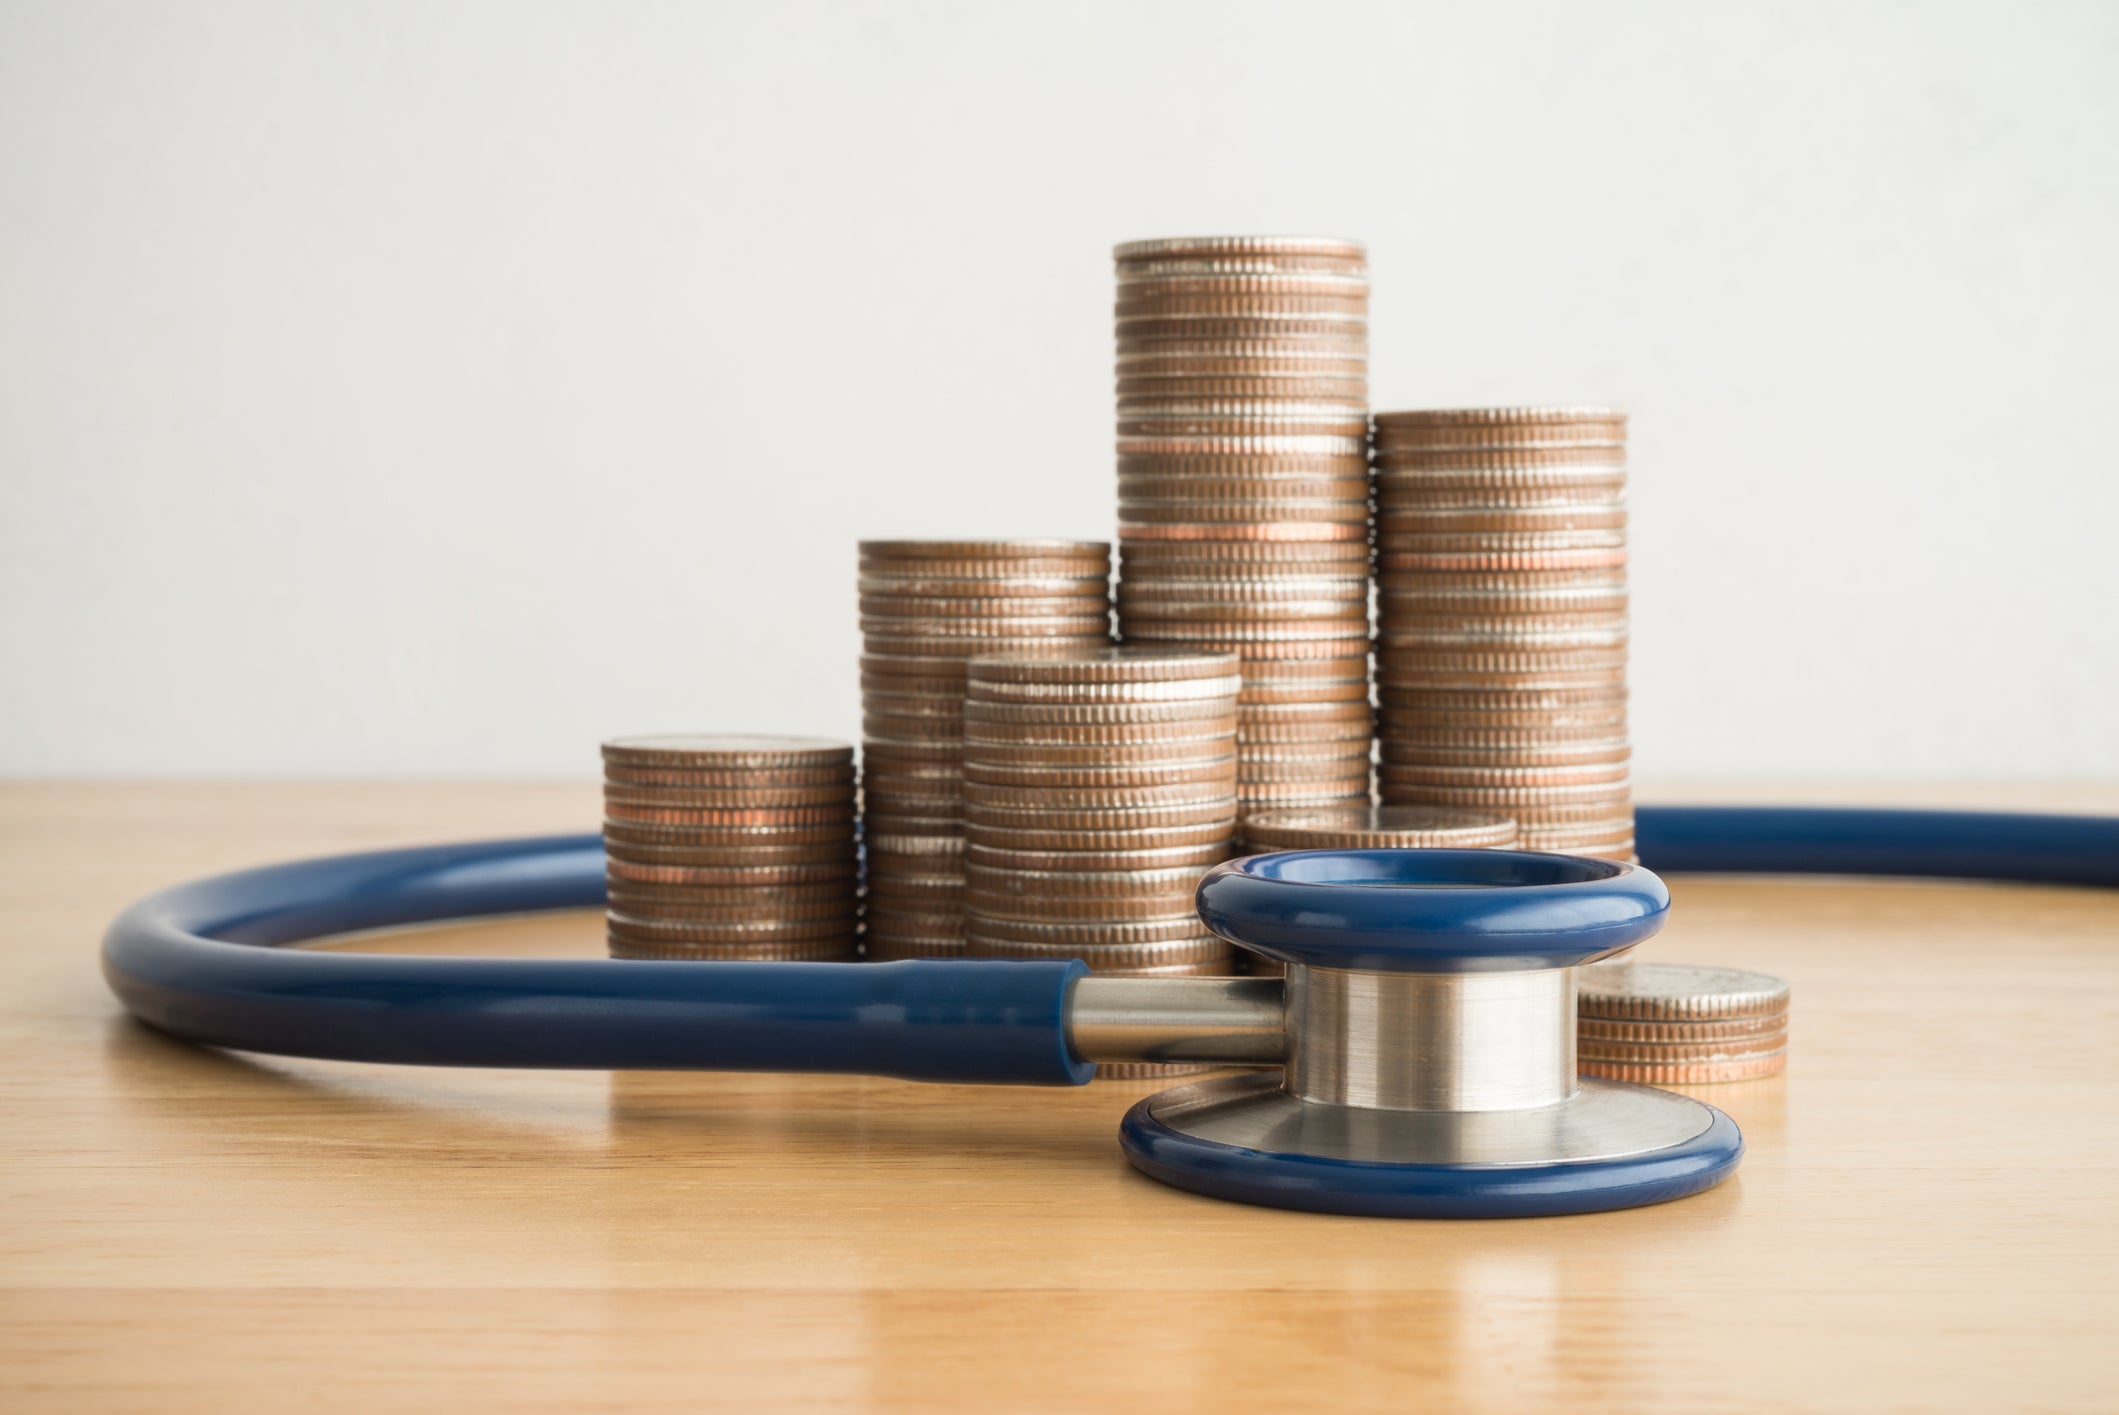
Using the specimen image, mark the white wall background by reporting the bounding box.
[2,1,2114,779]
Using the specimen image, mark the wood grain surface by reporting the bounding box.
[4,781,2116,1412]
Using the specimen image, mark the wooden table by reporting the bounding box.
[5,782,2116,1412]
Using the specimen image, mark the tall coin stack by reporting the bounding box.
[858,540,1113,960]
[601,735,860,960]
[1111,236,1374,816]
[961,649,1241,999]
[1370,408,1634,859]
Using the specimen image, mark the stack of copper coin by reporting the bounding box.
[1234,804,1520,976]
[601,735,859,960]
[1111,236,1374,816]
[858,540,1112,960]
[961,649,1241,999]
[1577,961,1791,1083]
[1371,407,1633,859]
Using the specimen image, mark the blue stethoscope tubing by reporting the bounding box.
[103,806,2119,1085]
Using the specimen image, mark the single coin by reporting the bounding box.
[605,877,859,906]
[860,614,1113,639]
[967,676,1244,704]
[1576,1051,1787,1084]
[1381,742,1631,770]
[962,798,1240,830]
[1373,762,1631,787]
[1118,520,1369,544]
[605,894,861,924]
[1576,961,1791,1020]
[965,820,1236,851]
[858,557,1110,581]
[602,764,857,789]
[604,859,859,888]
[1121,629,1372,660]
[960,736,1235,765]
[964,696,1239,726]
[602,837,855,867]
[1237,786,1372,808]
[967,935,1232,970]
[858,594,1111,620]
[963,758,1237,788]
[1369,443,1626,469]
[859,571,1109,597]
[967,841,1232,871]
[963,862,1211,898]
[859,539,1109,561]
[1120,598,1370,625]
[1371,778,1630,808]
[602,735,854,768]
[970,914,1219,946]
[602,820,856,848]
[1116,268,1370,295]
[602,801,857,826]
[1117,495,1370,524]
[964,890,1201,922]
[1578,1012,1789,1043]
[968,646,1241,684]
[605,912,860,944]
[861,634,1113,659]
[608,938,859,962]
[861,736,964,763]
[861,715,965,743]
[1508,817,1635,851]
[865,832,967,857]
[1576,1031,1789,1062]
[1239,716,1373,744]
[1114,235,1367,261]
[602,785,857,809]
[1377,549,1628,573]
[1116,573,1369,602]
[1239,804,1518,850]
[963,780,1235,809]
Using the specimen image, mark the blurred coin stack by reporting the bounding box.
[962,649,1241,1010]
[858,540,1113,960]
[1371,407,1634,858]
[1235,804,1520,976]
[601,735,860,960]
[1111,236,1375,816]
[1577,961,1791,1083]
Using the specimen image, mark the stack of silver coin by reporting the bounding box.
[962,648,1240,994]
[858,540,1113,959]
[1111,236,1374,817]
[1371,408,1634,859]
[1578,961,1791,1084]
[601,735,860,960]
[1234,804,1519,976]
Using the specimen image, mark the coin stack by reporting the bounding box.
[1111,236,1374,817]
[1371,407,1633,859]
[962,649,1241,1000]
[858,540,1113,960]
[601,735,860,960]
[1234,804,1519,976]
[1577,961,1791,1083]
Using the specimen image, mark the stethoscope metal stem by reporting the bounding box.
[1065,976,1285,1065]
[1285,965,1577,1112]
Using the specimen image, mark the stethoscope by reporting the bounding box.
[103,805,2118,1219]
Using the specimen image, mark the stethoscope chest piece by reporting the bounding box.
[1119,849,1743,1218]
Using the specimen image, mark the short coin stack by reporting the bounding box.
[1234,804,1520,976]
[1111,236,1374,816]
[1577,961,1791,1083]
[962,649,1240,997]
[1371,407,1633,859]
[601,735,859,960]
[858,540,1112,960]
